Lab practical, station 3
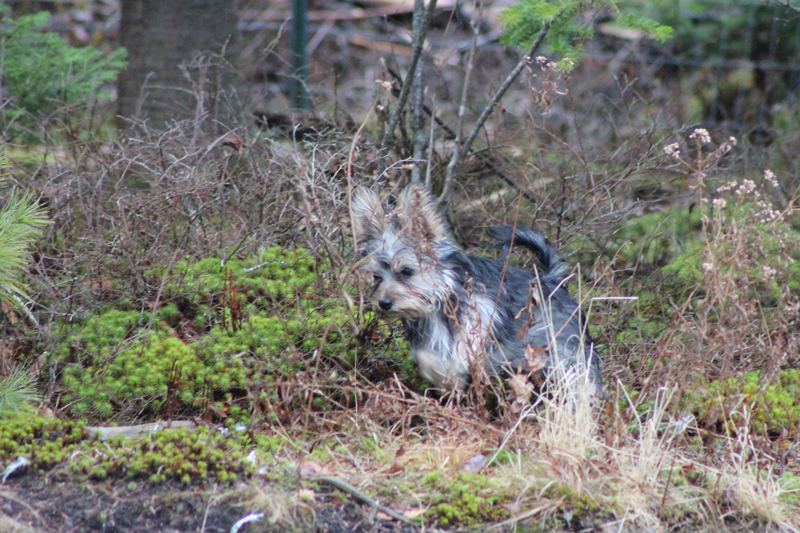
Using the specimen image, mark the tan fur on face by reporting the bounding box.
[394,184,448,245]
[352,188,386,246]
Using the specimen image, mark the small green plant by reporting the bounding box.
[0,365,40,412]
[0,149,51,315]
[0,10,127,139]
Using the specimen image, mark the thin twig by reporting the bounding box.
[0,489,42,521]
[377,0,438,176]
[440,22,550,206]
[425,95,437,187]
[410,0,427,183]
[450,0,484,175]
[315,476,416,524]
[199,487,218,533]
[659,445,678,517]
[384,63,455,138]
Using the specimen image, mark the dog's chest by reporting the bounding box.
[403,295,498,390]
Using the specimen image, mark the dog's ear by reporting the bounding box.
[352,188,386,245]
[395,184,448,244]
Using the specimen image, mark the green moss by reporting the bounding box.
[58,309,144,363]
[154,249,317,325]
[0,415,85,471]
[426,471,511,526]
[51,247,422,420]
[60,328,249,419]
[155,303,181,326]
[0,413,271,485]
[683,370,800,435]
[571,208,703,270]
[616,208,703,267]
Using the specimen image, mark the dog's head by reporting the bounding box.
[351,185,453,319]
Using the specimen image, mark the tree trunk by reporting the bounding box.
[118,0,241,130]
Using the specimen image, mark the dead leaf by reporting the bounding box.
[403,509,426,520]
[37,407,56,419]
[299,460,332,478]
[207,403,227,418]
[508,373,534,398]
[221,133,245,152]
[508,373,534,413]
[297,489,315,501]
[524,346,547,371]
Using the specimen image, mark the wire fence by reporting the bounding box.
[595,0,800,127]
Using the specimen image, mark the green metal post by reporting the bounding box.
[291,0,309,110]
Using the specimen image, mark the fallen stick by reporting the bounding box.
[315,476,416,525]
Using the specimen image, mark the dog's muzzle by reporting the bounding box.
[378,298,393,311]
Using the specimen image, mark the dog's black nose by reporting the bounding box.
[379,299,393,310]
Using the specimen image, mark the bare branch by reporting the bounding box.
[385,62,455,138]
[377,0,438,176]
[440,22,550,206]
[410,37,426,183]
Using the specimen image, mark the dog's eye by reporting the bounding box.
[373,273,383,283]
[398,267,414,278]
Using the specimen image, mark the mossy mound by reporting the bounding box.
[60,329,248,419]
[662,207,800,299]
[424,471,511,526]
[0,413,275,485]
[51,248,415,421]
[683,369,800,435]
[155,247,318,328]
[571,208,703,269]
[0,416,86,471]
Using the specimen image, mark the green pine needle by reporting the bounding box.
[0,365,40,412]
[0,149,51,308]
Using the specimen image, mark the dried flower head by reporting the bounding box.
[689,128,711,144]
[764,169,779,188]
[664,142,680,159]
[375,79,393,92]
[736,179,757,196]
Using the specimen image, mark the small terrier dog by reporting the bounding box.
[352,185,603,393]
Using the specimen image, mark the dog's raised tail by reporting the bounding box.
[489,226,569,284]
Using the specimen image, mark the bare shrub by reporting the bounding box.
[645,133,800,394]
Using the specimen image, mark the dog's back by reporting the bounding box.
[469,226,603,391]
